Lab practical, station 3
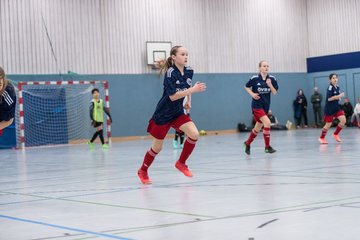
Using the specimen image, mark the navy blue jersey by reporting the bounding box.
[245,74,278,113]
[0,83,16,121]
[152,65,193,125]
[324,84,341,115]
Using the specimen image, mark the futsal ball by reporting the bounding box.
[199,130,206,136]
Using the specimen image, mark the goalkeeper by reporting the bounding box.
[87,88,112,149]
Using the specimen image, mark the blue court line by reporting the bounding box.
[0,214,134,240]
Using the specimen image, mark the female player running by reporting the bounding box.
[243,61,278,155]
[137,46,206,184]
[319,73,346,144]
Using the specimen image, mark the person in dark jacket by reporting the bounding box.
[294,89,308,128]
[311,87,323,127]
[341,98,353,126]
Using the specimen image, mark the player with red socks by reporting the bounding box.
[243,61,278,155]
[137,46,206,184]
[0,67,16,135]
[319,73,346,144]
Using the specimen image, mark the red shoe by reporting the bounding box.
[137,169,152,184]
[332,133,341,142]
[318,138,328,144]
[175,161,193,177]
[0,129,3,136]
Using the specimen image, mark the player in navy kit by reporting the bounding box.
[137,46,206,184]
[319,73,346,144]
[243,61,278,154]
[0,67,16,136]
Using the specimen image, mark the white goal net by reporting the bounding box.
[15,81,111,148]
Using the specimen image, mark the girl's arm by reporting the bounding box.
[184,94,192,110]
[169,82,206,101]
[245,87,260,100]
[328,92,344,101]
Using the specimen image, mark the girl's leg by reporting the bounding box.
[244,121,263,155]
[245,121,263,145]
[138,138,163,184]
[333,115,346,142]
[175,121,199,177]
[259,115,275,153]
[319,122,332,144]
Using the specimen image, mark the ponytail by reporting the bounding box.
[159,56,173,75]
[158,45,183,75]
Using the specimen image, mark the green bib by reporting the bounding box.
[92,99,104,122]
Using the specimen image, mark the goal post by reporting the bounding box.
[16,80,111,148]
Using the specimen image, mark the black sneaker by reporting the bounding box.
[244,142,250,155]
[265,146,276,153]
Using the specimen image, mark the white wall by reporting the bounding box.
[307,0,360,57]
[0,0,104,74]
[99,0,208,74]
[1,0,310,74]
[204,0,308,73]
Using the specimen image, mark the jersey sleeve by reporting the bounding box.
[0,85,17,120]
[190,70,194,79]
[245,78,254,88]
[326,85,334,99]
[163,69,177,96]
[2,85,16,107]
[271,77,279,91]
[186,67,194,80]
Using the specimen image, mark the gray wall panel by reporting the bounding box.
[0,0,329,74]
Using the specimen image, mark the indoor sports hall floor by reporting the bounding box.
[1,128,360,240]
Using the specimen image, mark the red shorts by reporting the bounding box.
[324,110,344,123]
[252,108,267,123]
[147,114,192,140]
